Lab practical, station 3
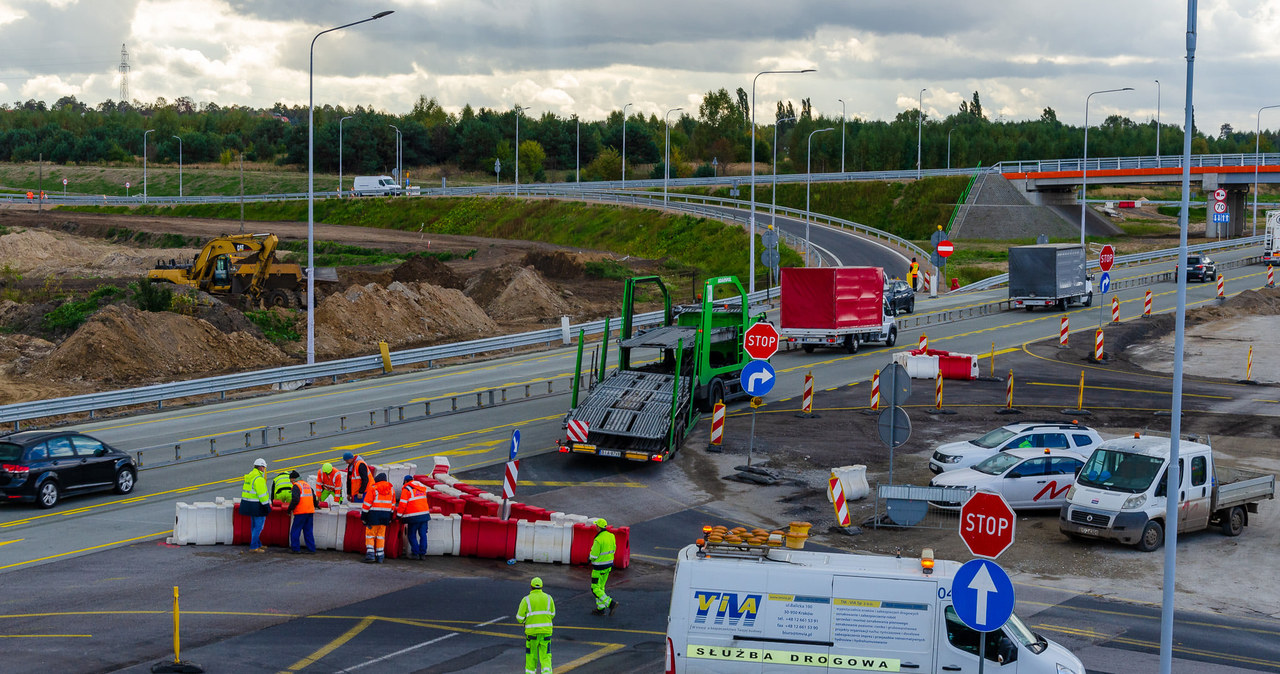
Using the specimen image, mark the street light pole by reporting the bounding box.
[1081,87,1134,248]
[1254,104,1280,236]
[143,129,154,203]
[338,115,352,196]
[837,98,845,174]
[172,135,182,197]
[947,127,954,170]
[1155,79,1161,162]
[806,127,834,266]
[621,102,632,186]
[575,115,580,183]
[513,105,525,196]
[389,124,401,192]
[917,88,926,179]
[751,67,815,293]
[772,115,796,228]
[308,9,393,365]
[664,107,683,205]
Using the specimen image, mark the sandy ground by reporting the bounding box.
[1128,315,1280,384]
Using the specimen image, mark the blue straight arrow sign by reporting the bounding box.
[952,559,1016,633]
[509,429,521,461]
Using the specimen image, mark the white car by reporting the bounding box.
[929,421,1103,474]
[929,448,1088,510]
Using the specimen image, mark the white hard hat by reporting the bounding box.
[253,458,267,468]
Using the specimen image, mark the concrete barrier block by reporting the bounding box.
[830,465,870,502]
[426,513,462,556]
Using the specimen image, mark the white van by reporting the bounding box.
[351,175,400,197]
[665,543,1083,674]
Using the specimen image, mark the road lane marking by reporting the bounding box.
[332,442,379,450]
[1035,623,1280,669]
[0,539,22,547]
[0,530,172,571]
[283,616,377,673]
[561,643,626,672]
[338,632,460,672]
[0,634,91,638]
[1027,382,1232,400]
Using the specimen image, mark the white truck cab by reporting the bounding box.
[1263,212,1280,266]
[665,543,1083,674]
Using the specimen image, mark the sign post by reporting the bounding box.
[1097,244,1114,330]
[740,323,779,466]
[957,491,1017,674]
[875,362,912,485]
[500,429,520,519]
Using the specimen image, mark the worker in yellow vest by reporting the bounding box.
[239,458,270,553]
[517,576,556,674]
[908,257,920,291]
[589,518,618,616]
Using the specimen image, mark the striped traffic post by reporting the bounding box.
[996,369,1021,415]
[935,370,943,410]
[1246,346,1255,382]
[870,369,881,411]
[1143,290,1152,317]
[1059,315,1069,348]
[829,474,852,527]
[503,460,519,500]
[1111,296,1120,323]
[1217,274,1225,299]
[1268,267,1275,288]
[709,402,725,447]
[1094,329,1104,362]
[919,333,928,352]
[800,371,815,417]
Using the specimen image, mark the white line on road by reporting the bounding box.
[337,615,507,672]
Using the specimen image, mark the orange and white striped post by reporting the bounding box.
[1094,329,1104,361]
[1111,296,1120,323]
[935,370,943,410]
[1005,370,1014,409]
[1217,274,1225,299]
[870,369,881,411]
[1059,315,1069,348]
[919,333,928,353]
[709,402,725,446]
[1143,290,1152,317]
[1246,345,1254,381]
[829,474,852,527]
[1268,267,1275,288]
[801,371,815,416]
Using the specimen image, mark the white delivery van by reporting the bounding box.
[665,543,1083,673]
[351,175,400,196]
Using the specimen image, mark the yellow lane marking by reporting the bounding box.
[1016,598,1280,634]
[629,552,676,563]
[0,634,91,638]
[0,530,172,571]
[462,480,647,488]
[0,539,22,547]
[1035,623,1280,669]
[282,615,376,673]
[561,643,626,672]
[1027,382,1232,400]
[332,442,379,451]
[180,425,265,442]
[277,443,383,462]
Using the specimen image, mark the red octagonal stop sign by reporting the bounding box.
[743,322,780,360]
[959,491,1016,559]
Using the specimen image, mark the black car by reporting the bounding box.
[885,279,916,314]
[1182,255,1218,282]
[0,431,136,508]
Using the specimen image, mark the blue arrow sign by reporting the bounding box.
[740,360,776,397]
[1213,212,1230,224]
[1099,271,1111,295]
[952,559,1015,632]
[509,429,521,461]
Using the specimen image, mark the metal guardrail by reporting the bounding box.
[994,152,1280,174]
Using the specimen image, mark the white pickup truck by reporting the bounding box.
[1060,433,1276,551]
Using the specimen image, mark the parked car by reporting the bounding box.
[0,431,137,509]
[1179,255,1218,282]
[885,278,916,314]
[929,421,1103,474]
[929,448,1088,510]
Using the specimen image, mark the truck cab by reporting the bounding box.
[1263,213,1280,266]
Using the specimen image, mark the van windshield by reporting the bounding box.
[972,428,1017,449]
[1076,449,1164,493]
[1005,612,1046,653]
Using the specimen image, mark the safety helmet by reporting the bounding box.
[322,462,334,473]
[594,518,608,528]
[253,458,267,468]
[342,452,354,462]
[289,470,300,480]
[530,577,543,589]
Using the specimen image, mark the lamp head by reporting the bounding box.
[372,10,393,19]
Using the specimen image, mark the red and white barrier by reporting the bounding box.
[829,475,852,526]
[893,347,978,380]
[1217,275,1226,298]
[1111,297,1120,323]
[869,370,880,411]
[801,372,814,415]
[1143,290,1152,317]
[1095,329,1105,361]
[1059,316,1069,348]
[709,402,725,445]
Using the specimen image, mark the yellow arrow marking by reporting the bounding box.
[0,539,23,547]
[333,442,379,450]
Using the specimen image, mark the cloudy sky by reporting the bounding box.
[1,0,1277,134]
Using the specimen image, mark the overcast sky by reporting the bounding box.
[1,0,1277,136]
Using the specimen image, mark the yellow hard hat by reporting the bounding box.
[530,577,543,589]
[322,462,333,473]
[595,518,608,528]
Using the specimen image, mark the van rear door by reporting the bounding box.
[831,575,936,671]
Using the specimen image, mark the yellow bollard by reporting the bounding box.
[151,586,203,672]
[1077,370,1085,411]
[379,341,392,374]
[989,341,996,378]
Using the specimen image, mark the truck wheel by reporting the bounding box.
[803,345,815,354]
[844,335,858,354]
[698,379,725,413]
[1083,292,1093,307]
[1024,306,1034,312]
[1057,298,1068,311]
[1137,520,1164,552]
[884,327,897,347]
[1221,506,1245,536]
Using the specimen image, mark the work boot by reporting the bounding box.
[609,599,619,616]
[592,607,605,616]
[363,553,376,563]
[376,553,385,564]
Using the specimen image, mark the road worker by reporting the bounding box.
[396,475,432,559]
[287,470,316,554]
[239,458,270,553]
[516,576,556,674]
[360,472,395,563]
[316,462,344,504]
[271,470,293,504]
[344,452,372,504]
[588,518,618,616]
[908,257,920,291]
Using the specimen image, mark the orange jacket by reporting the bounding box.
[361,479,396,525]
[289,480,315,515]
[347,456,371,499]
[396,480,431,520]
[317,467,344,496]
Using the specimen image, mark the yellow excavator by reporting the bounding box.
[147,233,325,309]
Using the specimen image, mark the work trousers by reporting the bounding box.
[404,518,429,556]
[524,633,552,674]
[318,488,341,505]
[249,515,266,549]
[590,565,612,610]
[364,524,386,558]
[289,513,315,552]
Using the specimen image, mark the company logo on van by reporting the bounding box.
[692,591,762,627]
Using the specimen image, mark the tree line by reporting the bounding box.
[0,91,1274,183]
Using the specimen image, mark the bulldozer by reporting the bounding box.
[147,233,327,309]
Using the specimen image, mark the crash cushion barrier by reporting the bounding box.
[429,493,467,516]
[828,465,870,502]
[455,484,485,497]
[462,515,518,559]
[894,348,977,381]
[569,523,631,569]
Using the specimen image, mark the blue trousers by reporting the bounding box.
[249,515,266,549]
[290,513,315,552]
[405,517,429,555]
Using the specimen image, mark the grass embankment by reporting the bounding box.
[59,197,805,282]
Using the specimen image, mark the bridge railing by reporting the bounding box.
[994,153,1280,174]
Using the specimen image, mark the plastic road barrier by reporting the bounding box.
[828,465,869,502]
[1218,275,1226,298]
[801,372,814,415]
[870,369,880,411]
[1059,316,1069,348]
[1094,329,1104,361]
[1143,290,1153,317]
[425,513,462,556]
[474,516,518,559]
[709,402,725,445]
[1111,297,1120,323]
[919,333,928,352]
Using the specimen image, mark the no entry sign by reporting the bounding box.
[937,240,954,258]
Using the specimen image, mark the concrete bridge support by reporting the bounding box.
[1201,174,1248,238]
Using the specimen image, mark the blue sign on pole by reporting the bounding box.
[951,559,1016,632]
[509,429,521,461]
[1099,271,1111,295]
[1212,212,1230,224]
[739,360,777,397]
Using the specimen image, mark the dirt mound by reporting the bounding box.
[27,304,289,384]
[0,333,55,375]
[391,256,464,289]
[0,228,201,278]
[521,250,585,280]
[465,265,571,323]
[314,281,497,357]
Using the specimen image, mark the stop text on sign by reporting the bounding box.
[963,512,1010,538]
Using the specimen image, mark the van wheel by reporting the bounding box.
[1221,506,1245,536]
[1083,292,1093,307]
[1137,520,1164,552]
[844,335,858,354]
[884,327,897,347]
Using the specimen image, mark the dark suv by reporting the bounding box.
[0,431,137,508]
[1182,255,1218,283]
[885,279,916,314]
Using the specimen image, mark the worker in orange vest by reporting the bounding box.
[396,475,432,559]
[287,470,316,554]
[316,462,344,504]
[908,257,920,291]
[344,452,372,503]
[360,472,395,563]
